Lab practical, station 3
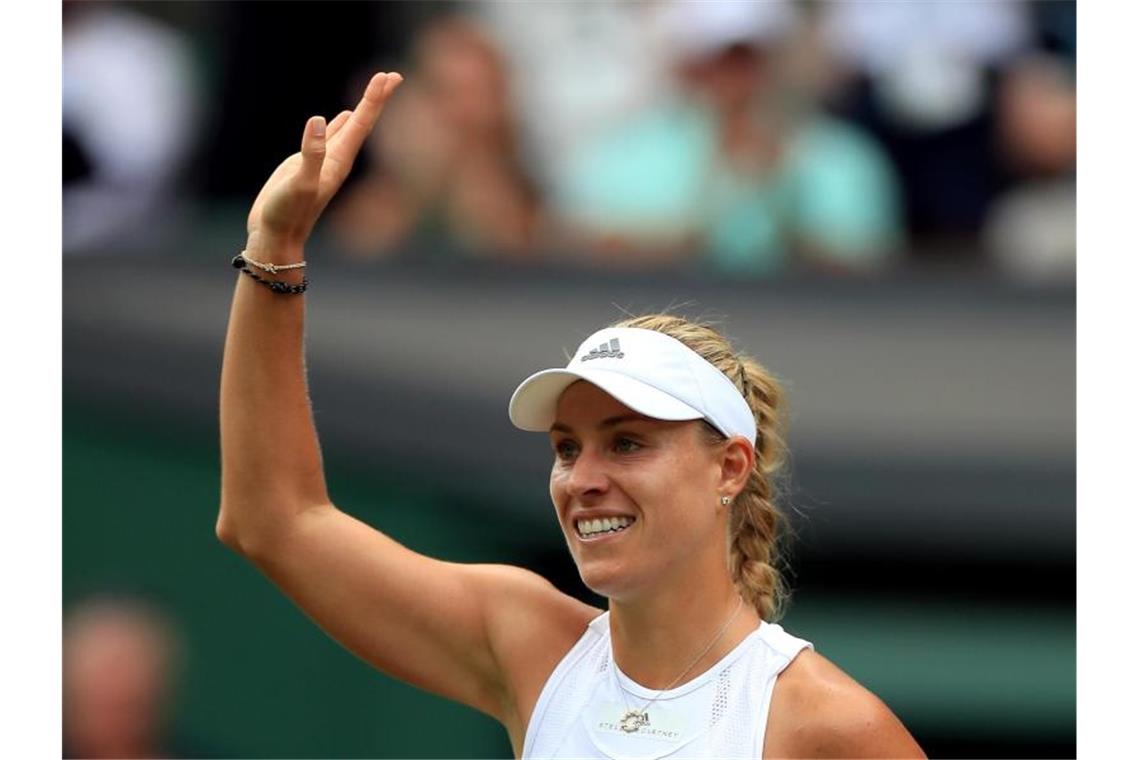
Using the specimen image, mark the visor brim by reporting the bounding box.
[508,367,704,432]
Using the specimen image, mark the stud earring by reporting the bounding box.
[720,495,731,506]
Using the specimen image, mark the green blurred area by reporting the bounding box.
[64,402,518,757]
[64,402,1073,756]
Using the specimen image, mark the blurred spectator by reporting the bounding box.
[552,0,902,275]
[983,54,1076,284]
[818,0,1035,258]
[63,595,205,759]
[328,16,543,258]
[62,2,200,255]
[475,1,673,202]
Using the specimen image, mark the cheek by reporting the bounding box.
[549,466,573,518]
[549,466,565,500]
[649,453,718,526]
[654,485,706,533]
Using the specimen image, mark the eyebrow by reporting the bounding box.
[549,414,652,434]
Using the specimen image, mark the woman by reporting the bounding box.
[218,72,924,758]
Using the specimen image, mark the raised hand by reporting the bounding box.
[246,72,404,251]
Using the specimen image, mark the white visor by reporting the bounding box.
[509,327,757,446]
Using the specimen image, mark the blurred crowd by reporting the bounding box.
[63,594,215,758]
[63,0,1076,283]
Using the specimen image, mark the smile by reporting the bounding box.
[576,516,635,539]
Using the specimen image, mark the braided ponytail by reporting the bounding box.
[726,358,788,621]
[612,314,790,621]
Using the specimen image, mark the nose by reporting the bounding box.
[564,446,610,504]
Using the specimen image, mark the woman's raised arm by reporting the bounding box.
[218,72,401,547]
[216,72,595,746]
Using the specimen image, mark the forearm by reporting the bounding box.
[217,72,400,550]
[218,235,331,552]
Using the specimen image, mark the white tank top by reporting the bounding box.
[522,611,813,759]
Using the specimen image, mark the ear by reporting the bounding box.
[718,436,755,499]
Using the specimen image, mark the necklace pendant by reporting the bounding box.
[619,709,649,733]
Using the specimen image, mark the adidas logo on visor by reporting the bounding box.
[581,338,624,362]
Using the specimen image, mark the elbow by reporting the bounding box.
[215,502,273,558]
[215,498,331,559]
[215,507,248,554]
[215,508,273,560]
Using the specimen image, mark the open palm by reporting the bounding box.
[247,72,403,247]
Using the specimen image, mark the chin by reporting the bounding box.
[576,556,643,602]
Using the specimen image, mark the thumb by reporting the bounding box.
[297,115,327,189]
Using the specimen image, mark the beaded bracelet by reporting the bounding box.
[232,254,308,295]
[240,251,307,275]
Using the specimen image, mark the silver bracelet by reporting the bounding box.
[239,250,307,275]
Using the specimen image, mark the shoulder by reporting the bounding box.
[465,567,602,698]
[461,565,601,752]
[787,116,900,206]
[563,103,710,217]
[762,648,925,759]
[464,564,601,656]
[468,564,602,683]
[791,116,894,167]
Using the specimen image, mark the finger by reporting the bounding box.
[326,110,352,140]
[298,115,326,189]
[327,72,403,167]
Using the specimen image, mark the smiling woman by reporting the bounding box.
[217,71,925,758]
[514,316,790,623]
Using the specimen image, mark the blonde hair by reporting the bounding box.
[612,314,790,621]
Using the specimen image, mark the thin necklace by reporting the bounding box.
[615,596,745,734]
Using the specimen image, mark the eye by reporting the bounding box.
[553,438,579,461]
[614,436,641,454]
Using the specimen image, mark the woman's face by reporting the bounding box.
[548,381,728,601]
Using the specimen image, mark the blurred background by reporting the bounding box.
[62,1,1075,757]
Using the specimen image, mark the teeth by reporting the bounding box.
[577,516,634,537]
